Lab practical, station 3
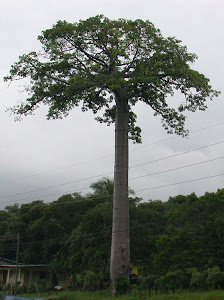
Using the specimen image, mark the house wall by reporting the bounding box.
[0,267,70,289]
[0,270,8,285]
[21,268,52,288]
[0,269,17,286]
[0,267,52,288]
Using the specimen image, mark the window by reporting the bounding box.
[9,270,13,278]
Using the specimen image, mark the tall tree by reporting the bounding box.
[4,15,219,293]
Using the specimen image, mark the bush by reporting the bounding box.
[139,275,155,295]
[73,274,84,289]
[190,271,207,291]
[83,271,98,291]
[206,266,224,290]
[114,277,129,294]
[16,285,27,294]
[3,283,11,292]
[159,270,190,293]
[35,278,46,293]
[27,284,36,294]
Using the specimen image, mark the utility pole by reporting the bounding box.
[14,233,20,296]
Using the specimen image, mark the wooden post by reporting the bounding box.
[14,233,20,296]
[35,282,41,298]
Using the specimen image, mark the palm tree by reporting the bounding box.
[88,177,135,202]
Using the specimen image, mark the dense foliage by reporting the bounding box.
[4,15,219,142]
[1,179,224,291]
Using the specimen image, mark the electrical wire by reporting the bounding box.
[136,172,224,193]
[0,170,224,209]
[0,139,224,200]
[1,121,224,185]
[0,154,223,206]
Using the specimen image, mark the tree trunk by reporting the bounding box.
[110,88,130,294]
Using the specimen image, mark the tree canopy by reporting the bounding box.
[4,15,219,142]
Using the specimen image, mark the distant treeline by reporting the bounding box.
[1,178,224,291]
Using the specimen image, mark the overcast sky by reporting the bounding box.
[0,0,224,209]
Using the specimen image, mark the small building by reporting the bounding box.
[0,258,71,289]
[0,258,50,287]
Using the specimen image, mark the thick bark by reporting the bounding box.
[110,89,130,294]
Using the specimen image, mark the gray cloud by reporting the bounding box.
[0,0,223,208]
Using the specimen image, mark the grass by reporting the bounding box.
[20,289,224,300]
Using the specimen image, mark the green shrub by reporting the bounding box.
[114,277,129,294]
[27,284,36,294]
[83,271,98,291]
[159,270,189,293]
[206,266,224,290]
[35,278,46,292]
[73,274,84,289]
[139,275,155,295]
[190,271,207,291]
[4,283,11,291]
[16,285,27,294]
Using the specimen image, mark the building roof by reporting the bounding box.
[0,257,46,268]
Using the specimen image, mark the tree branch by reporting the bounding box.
[123,48,139,74]
[64,36,109,68]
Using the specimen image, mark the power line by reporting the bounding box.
[130,155,224,181]
[1,170,224,209]
[1,121,224,185]
[0,139,224,200]
[136,173,224,194]
[1,154,223,206]
[131,121,224,150]
[0,154,112,185]
[130,139,224,170]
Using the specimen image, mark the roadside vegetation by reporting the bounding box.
[1,179,224,297]
[17,290,224,300]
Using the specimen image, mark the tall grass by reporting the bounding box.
[148,290,224,300]
[22,289,224,300]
